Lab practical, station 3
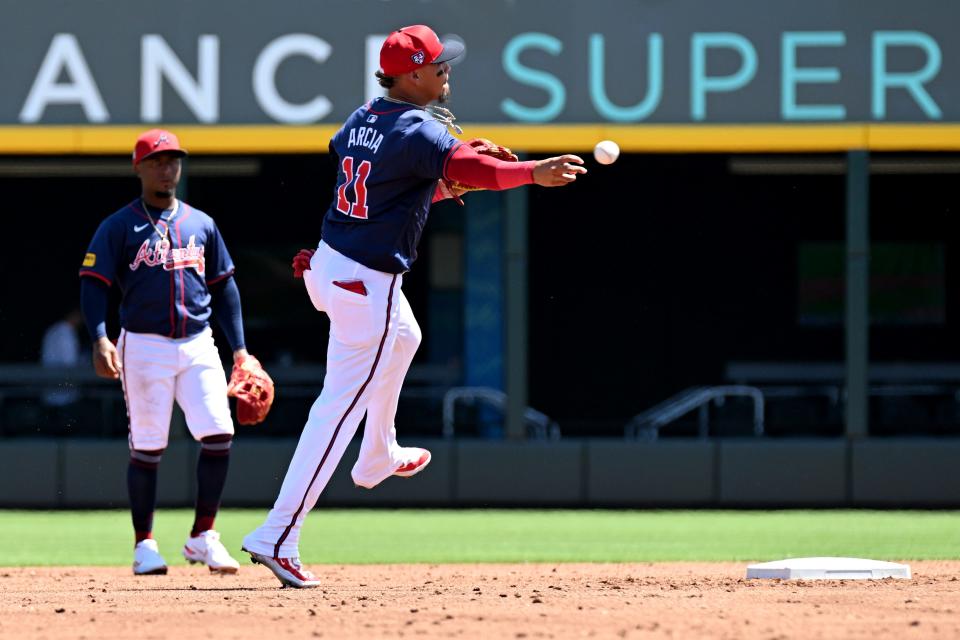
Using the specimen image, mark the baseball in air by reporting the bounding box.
[593,140,620,165]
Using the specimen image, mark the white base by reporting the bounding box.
[746,557,911,580]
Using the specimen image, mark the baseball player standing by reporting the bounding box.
[241,25,586,588]
[79,129,269,576]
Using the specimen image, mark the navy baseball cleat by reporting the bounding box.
[242,547,321,588]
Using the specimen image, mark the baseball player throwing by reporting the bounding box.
[79,129,273,576]
[241,25,586,588]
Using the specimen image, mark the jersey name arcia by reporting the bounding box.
[346,126,384,154]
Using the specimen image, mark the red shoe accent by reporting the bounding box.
[333,280,367,296]
[395,450,431,475]
[277,557,315,582]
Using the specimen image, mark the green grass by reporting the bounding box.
[1,509,957,566]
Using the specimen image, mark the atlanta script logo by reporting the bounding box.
[129,235,205,275]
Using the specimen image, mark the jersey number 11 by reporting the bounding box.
[336,156,372,219]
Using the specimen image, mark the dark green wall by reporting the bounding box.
[4,438,958,508]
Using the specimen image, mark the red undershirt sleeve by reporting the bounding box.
[443,144,537,190]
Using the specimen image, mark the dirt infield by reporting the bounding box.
[2,562,957,639]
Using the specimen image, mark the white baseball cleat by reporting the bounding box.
[393,448,431,478]
[133,539,168,576]
[242,548,321,588]
[183,530,240,574]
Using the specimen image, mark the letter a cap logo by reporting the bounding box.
[133,129,188,166]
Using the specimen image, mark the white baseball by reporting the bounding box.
[593,140,620,165]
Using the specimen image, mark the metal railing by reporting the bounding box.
[624,385,765,441]
[442,386,560,439]
[0,363,459,437]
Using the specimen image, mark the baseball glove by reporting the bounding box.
[443,138,519,194]
[226,355,275,425]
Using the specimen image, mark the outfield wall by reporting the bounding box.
[4,0,960,153]
[3,438,958,509]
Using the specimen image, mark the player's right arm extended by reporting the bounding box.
[443,144,537,190]
[81,278,122,379]
[444,146,586,189]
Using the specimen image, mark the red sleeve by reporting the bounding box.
[443,144,536,190]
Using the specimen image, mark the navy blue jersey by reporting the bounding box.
[320,97,461,274]
[79,199,235,338]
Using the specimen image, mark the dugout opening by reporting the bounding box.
[1,152,958,439]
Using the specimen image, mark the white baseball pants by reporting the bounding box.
[118,327,234,450]
[243,241,423,558]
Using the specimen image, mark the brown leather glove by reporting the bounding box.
[226,355,275,425]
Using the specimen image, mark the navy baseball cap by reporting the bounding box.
[133,129,188,165]
[380,25,465,76]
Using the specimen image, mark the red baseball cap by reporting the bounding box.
[379,25,465,76]
[133,129,187,165]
